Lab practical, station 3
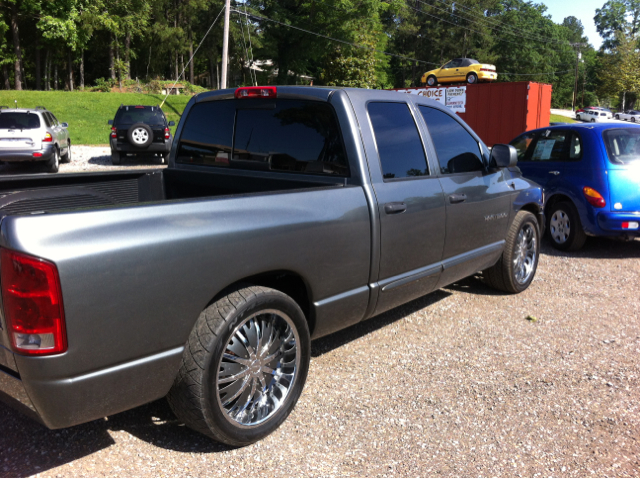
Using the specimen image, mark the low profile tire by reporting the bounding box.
[483,210,540,294]
[45,146,60,173]
[547,201,587,251]
[426,75,437,87]
[167,285,311,446]
[466,72,478,84]
[127,123,153,148]
[61,142,72,163]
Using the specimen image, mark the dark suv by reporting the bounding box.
[108,105,175,165]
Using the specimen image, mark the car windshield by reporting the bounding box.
[115,108,165,125]
[0,112,41,129]
[603,129,640,165]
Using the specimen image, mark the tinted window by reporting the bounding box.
[233,100,348,176]
[603,128,640,165]
[418,106,483,174]
[530,130,569,162]
[115,108,166,125]
[42,113,52,128]
[0,112,41,129]
[367,102,428,179]
[177,101,235,167]
[569,133,582,160]
[510,132,537,161]
[177,99,349,176]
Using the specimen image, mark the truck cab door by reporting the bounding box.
[417,105,512,288]
[360,101,446,316]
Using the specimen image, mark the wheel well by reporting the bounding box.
[213,271,314,335]
[545,194,573,217]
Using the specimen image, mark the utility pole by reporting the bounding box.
[221,0,231,89]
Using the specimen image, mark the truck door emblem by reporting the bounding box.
[485,212,508,221]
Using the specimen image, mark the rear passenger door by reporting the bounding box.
[364,101,446,316]
[417,105,513,288]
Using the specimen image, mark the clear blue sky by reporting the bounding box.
[539,0,604,49]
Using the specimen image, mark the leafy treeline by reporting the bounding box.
[0,0,638,108]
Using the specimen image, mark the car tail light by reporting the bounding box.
[164,127,170,140]
[480,68,494,72]
[235,86,277,99]
[32,152,42,157]
[111,127,117,139]
[583,186,606,208]
[622,221,639,230]
[43,132,52,143]
[1,249,67,355]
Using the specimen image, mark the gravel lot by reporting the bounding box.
[0,150,638,477]
[0,145,165,175]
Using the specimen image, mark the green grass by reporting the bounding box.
[0,91,192,145]
[550,113,578,124]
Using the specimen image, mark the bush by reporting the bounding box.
[91,78,114,92]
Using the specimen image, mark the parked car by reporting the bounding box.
[421,58,497,86]
[0,106,71,172]
[108,104,175,165]
[510,123,640,251]
[576,109,610,122]
[615,109,640,122]
[0,86,543,446]
[577,107,612,120]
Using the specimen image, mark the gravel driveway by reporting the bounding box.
[0,151,638,477]
[0,145,165,175]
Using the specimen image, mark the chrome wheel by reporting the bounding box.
[216,309,299,428]
[132,127,149,144]
[550,209,570,244]
[513,223,537,284]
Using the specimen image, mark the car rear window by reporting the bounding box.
[177,99,349,176]
[602,128,640,165]
[115,108,166,125]
[0,112,41,129]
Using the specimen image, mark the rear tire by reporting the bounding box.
[46,147,60,173]
[61,142,72,163]
[547,201,587,251]
[167,285,311,446]
[111,151,121,165]
[483,211,540,293]
[426,75,437,87]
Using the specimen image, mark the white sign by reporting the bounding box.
[394,86,466,113]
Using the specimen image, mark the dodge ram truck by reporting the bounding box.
[0,86,543,446]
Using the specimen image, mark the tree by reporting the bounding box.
[595,0,640,50]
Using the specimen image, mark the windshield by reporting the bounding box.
[115,108,165,125]
[603,128,640,165]
[0,112,41,129]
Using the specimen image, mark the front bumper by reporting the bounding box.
[596,211,640,236]
[0,144,55,162]
[111,139,171,155]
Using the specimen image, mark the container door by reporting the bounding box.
[365,101,446,316]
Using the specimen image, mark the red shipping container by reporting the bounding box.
[392,81,552,146]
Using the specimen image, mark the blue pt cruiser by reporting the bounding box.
[510,123,640,250]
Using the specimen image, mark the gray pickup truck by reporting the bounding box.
[0,86,543,446]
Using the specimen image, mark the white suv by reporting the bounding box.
[576,110,609,123]
[0,106,71,173]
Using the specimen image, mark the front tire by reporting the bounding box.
[483,211,540,293]
[547,201,586,251]
[632,117,636,123]
[615,114,620,120]
[426,75,437,87]
[167,285,311,446]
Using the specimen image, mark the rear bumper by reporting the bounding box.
[477,71,497,81]
[596,211,640,236]
[111,139,171,155]
[0,144,54,162]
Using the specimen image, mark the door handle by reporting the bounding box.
[549,171,560,175]
[384,202,407,214]
[449,193,467,204]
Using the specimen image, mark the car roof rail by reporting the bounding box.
[35,106,47,111]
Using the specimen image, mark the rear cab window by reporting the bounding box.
[0,112,41,130]
[177,99,349,177]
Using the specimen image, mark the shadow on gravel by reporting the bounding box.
[540,236,640,259]
[311,289,452,357]
[444,274,511,297]
[0,398,235,477]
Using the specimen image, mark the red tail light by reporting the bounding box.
[235,86,277,99]
[43,132,53,143]
[164,127,170,140]
[111,127,117,139]
[1,249,67,355]
[583,186,606,208]
[32,152,43,157]
[480,68,494,72]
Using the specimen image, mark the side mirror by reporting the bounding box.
[168,121,175,126]
[61,122,68,128]
[490,144,517,168]
[108,120,113,125]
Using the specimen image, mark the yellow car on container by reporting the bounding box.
[421,58,497,86]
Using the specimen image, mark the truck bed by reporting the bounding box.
[0,168,344,217]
